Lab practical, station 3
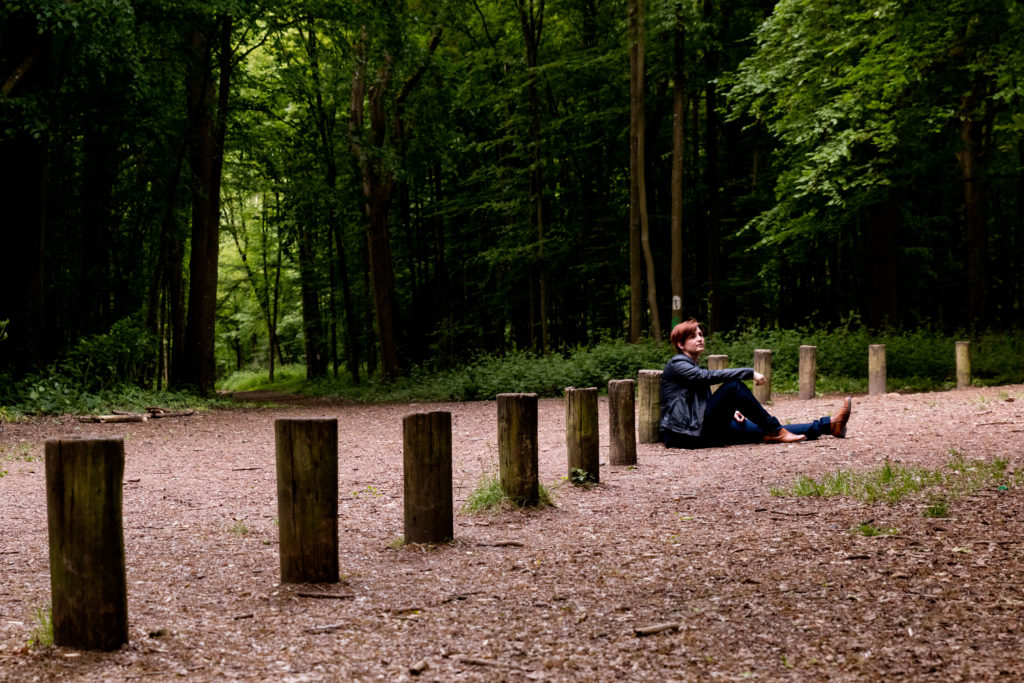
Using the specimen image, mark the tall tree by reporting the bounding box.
[349,7,442,381]
[178,15,235,393]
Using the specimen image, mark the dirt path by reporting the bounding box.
[2,386,1023,681]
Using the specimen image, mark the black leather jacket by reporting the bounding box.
[658,353,754,439]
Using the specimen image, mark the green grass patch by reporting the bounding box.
[228,521,249,535]
[217,363,308,393]
[772,452,1014,514]
[28,607,53,649]
[852,522,899,537]
[463,472,554,511]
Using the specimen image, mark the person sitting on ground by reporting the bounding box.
[659,319,852,449]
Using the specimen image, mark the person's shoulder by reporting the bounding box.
[663,353,695,371]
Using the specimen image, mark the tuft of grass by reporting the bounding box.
[923,495,950,518]
[28,607,53,649]
[2,443,38,462]
[463,472,553,511]
[352,485,383,498]
[773,453,1014,515]
[853,522,899,537]
[228,521,249,535]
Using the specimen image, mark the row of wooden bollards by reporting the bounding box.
[41,340,978,649]
[43,384,643,650]
[675,341,975,402]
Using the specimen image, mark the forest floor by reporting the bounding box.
[2,384,1024,681]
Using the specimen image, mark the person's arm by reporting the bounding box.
[671,356,753,386]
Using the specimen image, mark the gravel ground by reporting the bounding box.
[2,384,1023,681]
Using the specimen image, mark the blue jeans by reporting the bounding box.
[700,380,830,446]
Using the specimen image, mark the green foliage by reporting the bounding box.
[923,495,949,519]
[706,325,1024,394]
[774,454,1014,512]
[28,607,53,649]
[463,472,554,511]
[218,364,308,394]
[305,338,670,402]
[568,467,598,488]
[852,522,899,537]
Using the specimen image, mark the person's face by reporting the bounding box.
[679,327,705,358]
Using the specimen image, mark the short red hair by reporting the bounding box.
[670,319,702,351]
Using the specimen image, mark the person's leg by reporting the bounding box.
[703,380,783,436]
[781,417,829,441]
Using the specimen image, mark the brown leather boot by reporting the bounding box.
[763,427,806,444]
[829,397,853,437]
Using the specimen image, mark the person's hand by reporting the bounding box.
[734,410,745,423]
[752,371,766,386]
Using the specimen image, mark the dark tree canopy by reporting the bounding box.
[1,0,1022,391]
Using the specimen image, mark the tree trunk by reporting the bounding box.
[670,4,686,330]
[296,219,328,380]
[515,0,549,353]
[178,17,233,394]
[704,0,721,333]
[957,100,989,329]
[305,19,360,384]
[628,0,645,342]
[634,0,661,343]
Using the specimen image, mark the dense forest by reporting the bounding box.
[1,0,1022,395]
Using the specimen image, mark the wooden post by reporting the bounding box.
[403,412,453,544]
[608,380,637,466]
[45,437,128,650]
[497,393,539,506]
[275,418,339,584]
[799,345,817,400]
[956,341,971,388]
[565,387,599,483]
[707,354,728,393]
[637,369,662,444]
[753,349,772,404]
[869,344,887,395]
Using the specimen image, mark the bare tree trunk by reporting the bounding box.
[632,0,661,343]
[179,16,233,394]
[628,0,644,342]
[304,19,360,384]
[957,95,990,329]
[515,0,549,353]
[349,27,441,381]
[670,3,686,331]
[703,0,721,333]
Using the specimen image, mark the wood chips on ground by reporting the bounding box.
[2,385,1024,681]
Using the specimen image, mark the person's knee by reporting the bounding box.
[719,379,750,396]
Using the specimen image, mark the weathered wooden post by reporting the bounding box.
[869,344,887,395]
[956,341,971,388]
[799,345,817,400]
[45,437,128,650]
[402,411,453,544]
[707,354,728,393]
[565,387,599,483]
[637,369,662,444]
[753,349,772,404]
[275,418,339,583]
[608,379,637,466]
[497,393,539,506]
